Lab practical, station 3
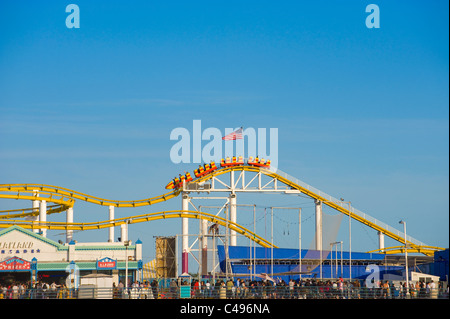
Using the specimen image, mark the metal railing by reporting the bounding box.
[1,285,448,299]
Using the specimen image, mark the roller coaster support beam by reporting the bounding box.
[182,193,189,274]
[66,207,74,243]
[315,200,323,251]
[201,217,208,277]
[39,200,47,237]
[28,192,40,233]
[230,194,237,246]
[120,221,128,243]
[378,231,385,253]
[109,206,114,242]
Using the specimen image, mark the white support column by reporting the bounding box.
[68,240,76,261]
[120,223,128,242]
[109,206,115,242]
[315,200,322,251]
[39,200,47,237]
[201,218,208,277]
[135,239,142,261]
[182,193,189,273]
[229,194,237,246]
[31,192,40,233]
[32,199,40,214]
[230,170,235,189]
[66,207,73,243]
[378,231,385,252]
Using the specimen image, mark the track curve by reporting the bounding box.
[0,210,276,249]
[0,165,445,256]
[191,165,445,256]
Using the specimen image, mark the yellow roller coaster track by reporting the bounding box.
[367,246,445,256]
[0,184,274,248]
[0,204,67,220]
[0,184,180,208]
[193,166,446,257]
[0,210,275,249]
[0,166,445,256]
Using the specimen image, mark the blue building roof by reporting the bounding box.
[217,245,386,262]
[216,245,405,281]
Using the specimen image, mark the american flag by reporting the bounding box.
[222,127,243,140]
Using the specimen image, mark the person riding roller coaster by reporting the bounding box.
[194,165,205,178]
[194,161,218,178]
[220,155,244,167]
[165,172,193,189]
[248,156,271,168]
[166,161,218,189]
[166,156,272,190]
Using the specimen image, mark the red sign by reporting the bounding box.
[98,261,115,268]
[97,257,116,270]
[0,257,31,271]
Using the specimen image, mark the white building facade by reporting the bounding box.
[0,226,143,288]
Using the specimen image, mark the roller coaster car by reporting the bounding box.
[165,176,180,189]
[194,161,218,178]
[220,156,244,167]
[194,165,205,178]
[175,172,193,188]
[205,161,218,174]
[165,173,193,189]
[248,156,271,168]
[185,172,193,183]
[165,181,174,189]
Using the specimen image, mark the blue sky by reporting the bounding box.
[0,1,448,267]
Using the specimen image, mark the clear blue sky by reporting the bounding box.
[0,1,448,266]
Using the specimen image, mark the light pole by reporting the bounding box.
[340,198,352,280]
[271,207,274,278]
[399,220,409,298]
[124,239,131,291]
[330,243,334,279]
[330,241,343,279]
[348,202,352,280]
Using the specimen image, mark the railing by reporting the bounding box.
[1,285,448,299]
[274,168,427,246]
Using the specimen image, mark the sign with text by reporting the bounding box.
[96,257,117,270]
[0,257,31,271]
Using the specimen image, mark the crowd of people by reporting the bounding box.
[112,279,159,299]
[0,281,75,299]
[0,277,448,299]
[164,277,449,300]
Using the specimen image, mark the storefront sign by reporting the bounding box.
[0,248,40,255]
[97,257,117,270]
[0,241,33,249]
[0,257,31,271]
[0,241,40,255]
